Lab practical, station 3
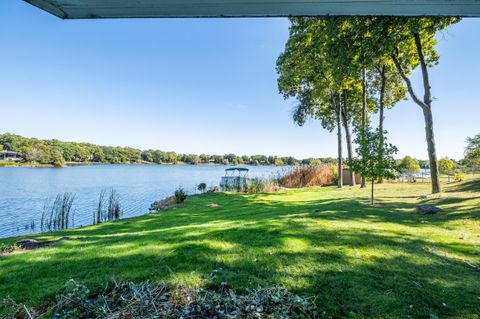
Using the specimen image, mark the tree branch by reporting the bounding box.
[413,32,432,108]
[391,51,428,110]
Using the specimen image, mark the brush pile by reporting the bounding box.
[0,279,318,319]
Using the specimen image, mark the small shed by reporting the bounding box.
[342,168,361,186]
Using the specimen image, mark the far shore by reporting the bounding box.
[0,161,288,168]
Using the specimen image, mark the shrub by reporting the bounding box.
[454,171,465,182]
[197,182,207,193]
[52,151,66,167]
[0,243,18,254]
[277,164,336,188]
[174,187,188,203]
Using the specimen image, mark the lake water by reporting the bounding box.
[0,164,283,238]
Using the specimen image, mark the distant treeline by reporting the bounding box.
[0,133,336,167]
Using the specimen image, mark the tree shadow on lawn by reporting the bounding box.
[1,218,479,318]
[445,178,480,193]
[1,190,479,317]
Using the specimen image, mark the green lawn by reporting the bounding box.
[1,179,479,318]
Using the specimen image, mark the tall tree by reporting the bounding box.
[464,133,480,168]
[372,17,460,193]
[277,18,347,186]
[277,17,366,187]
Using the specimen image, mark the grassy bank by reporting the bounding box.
[1,180,479,318]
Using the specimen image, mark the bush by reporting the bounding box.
[0,280,318,319]
[454,171,465,182]
[0,243,17,254]
[197,182,207,193]
[174,187,188,203]
[277,164,336,188]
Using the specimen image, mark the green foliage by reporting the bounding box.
[399,156,421,177]
[197,182,207,193]
[350,127,398,181]
[52,151,66,167]
[454,171,466,182]
[438,158,455,174]
[463,133,480,167]
[0,243,18,254]
[0,133,308,167]
[349,126,398,204]
[246,177,279,194]
[174,187,188,203]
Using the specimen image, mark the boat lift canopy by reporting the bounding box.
[225,167,249,177]
[24,0,480,19]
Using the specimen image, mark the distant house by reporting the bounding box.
[0,150,23,161]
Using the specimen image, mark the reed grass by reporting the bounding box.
[277,164,336,188]
[40,193,76,232]
[93,189,123,224]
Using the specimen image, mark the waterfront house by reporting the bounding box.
[0,150,23,161]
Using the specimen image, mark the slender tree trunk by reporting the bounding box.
[422,107,441,193]
[371,177,375,205]
[414,33,441,194]
[378,67,386,184]
[360,68,367,188]
[342,92,355,186]
[336,95,343,188]
[392,33,441,194]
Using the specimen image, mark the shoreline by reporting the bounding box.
[0,161,287,168]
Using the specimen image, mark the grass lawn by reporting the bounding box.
[1,179,479,318]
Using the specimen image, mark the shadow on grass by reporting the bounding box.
[0,185,479,318]
[445,178,480,193]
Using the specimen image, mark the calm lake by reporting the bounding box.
[0,164,283,238]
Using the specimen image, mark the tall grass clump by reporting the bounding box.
[40,193,76,231]
[277,164,336,188]
[246,177,280,193]
[93,189,123,224]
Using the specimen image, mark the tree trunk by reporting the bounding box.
[392,33,441,194]
[336,95,343,188]
[378,67,386,184]
[414,33,441,194]
[371,177,375,205]
[422,107,441,193]
[360,68,367,188]
[342,92,355,186]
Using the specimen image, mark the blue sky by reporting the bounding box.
[0,1,479,160]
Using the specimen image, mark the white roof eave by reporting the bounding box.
[24,0,480,19]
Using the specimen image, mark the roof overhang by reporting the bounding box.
[24,0,480,19]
